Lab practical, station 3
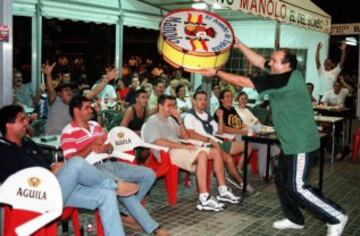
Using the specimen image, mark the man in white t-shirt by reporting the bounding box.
[316,42,346,96]
[320,80,350,107]
[184,90,254,193]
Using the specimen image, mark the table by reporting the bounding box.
[314,107,352,143]
[242,132,329,195]
[314,115,344,164]
[32,135,62,161]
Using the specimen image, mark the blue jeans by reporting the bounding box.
[56,157,124,236]
[95,161,158,233]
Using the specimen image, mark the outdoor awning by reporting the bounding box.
[137,0,331,33]
[203,0,331,33]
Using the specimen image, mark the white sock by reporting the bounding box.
[218,185,228,195]
[199,192,209,202]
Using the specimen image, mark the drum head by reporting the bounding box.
[158,8,234,72]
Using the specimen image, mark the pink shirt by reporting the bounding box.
[60,121,107,159]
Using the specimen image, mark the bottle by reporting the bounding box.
[38,93,48,119]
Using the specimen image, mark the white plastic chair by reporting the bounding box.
[0,167,63,236]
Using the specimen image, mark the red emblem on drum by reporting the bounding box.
[184,13,216,52]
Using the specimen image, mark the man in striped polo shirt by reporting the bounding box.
[60,96,169,236]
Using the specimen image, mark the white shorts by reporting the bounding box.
[169,147,211,172]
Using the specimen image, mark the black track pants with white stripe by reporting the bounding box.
[274,151,345,225]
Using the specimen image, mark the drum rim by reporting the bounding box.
[159,8,235,56]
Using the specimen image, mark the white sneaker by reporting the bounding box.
[272,218,304,230]
[196,195,225,212]
[216,187,242,204]
[327,215,348,236]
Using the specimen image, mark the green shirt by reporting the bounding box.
[253,70,320,154]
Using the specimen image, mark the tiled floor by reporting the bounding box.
[74,156,360,236]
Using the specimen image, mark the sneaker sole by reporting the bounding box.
[216,195,241,204]
[196,204,223,212]
[273,223,304,230]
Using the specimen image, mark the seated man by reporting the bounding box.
[121,88,148,135]
[320,79,351,107]
[60,96,168,236]
[143,94,241,212]
[184,90,253,192]
[0,105,137,236]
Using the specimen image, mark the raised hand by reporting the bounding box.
[215,109,224,120]
[106,67,119,82]
[42,61,56,75]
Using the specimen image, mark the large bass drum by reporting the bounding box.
[158,9,234,72]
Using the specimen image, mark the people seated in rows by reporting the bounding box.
[320,79,351,107]
[175,84,192,118]
[184,90,254,192]
[60,96,168,235]
[210,82,220,116]
[235,92,281,179]
[148,79,165,114]
[0,105,137,236]
[143,94,241,212]
[316,41,346,97]
[13,70,43,110]
[306,82,318,104]
[121,88,148,135]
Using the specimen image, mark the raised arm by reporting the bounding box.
[201,69,255,88]
[234,37,266,69]
[316,42,322,70]
[338,42,347,68]
[85,67,118,99]
[42,62,58,105]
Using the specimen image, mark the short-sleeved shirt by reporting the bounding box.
[45,96,72,135]
[320,88,349,107]
[142,114,180,159]
[0,137,52,183]
[214,106,243,129]
[142,114,180,144]
[60,121,107,159]
[14,83,34,108]
[250,63,320,154]
[184,111,218,136]
[318,64,341,95]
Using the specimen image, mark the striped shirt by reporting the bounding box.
[60,121,107,159]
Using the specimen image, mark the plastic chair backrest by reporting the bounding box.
[108,126,169,153]
[0,167,63,236]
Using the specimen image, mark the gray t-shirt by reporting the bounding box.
[45,96,72,135]
[143,114,180,159]
[143,114,180,143]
